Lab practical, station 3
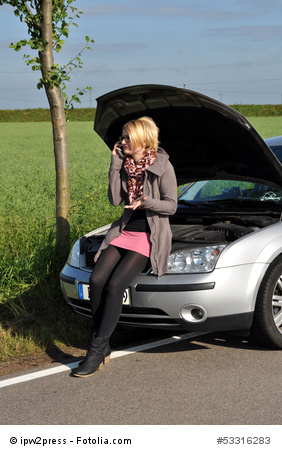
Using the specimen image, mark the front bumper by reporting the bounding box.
[60,261,267,332]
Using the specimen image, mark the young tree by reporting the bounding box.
[0,0,93,253]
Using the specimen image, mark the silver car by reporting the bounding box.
[60,84,282,349]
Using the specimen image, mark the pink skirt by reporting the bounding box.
[110,231,151,258]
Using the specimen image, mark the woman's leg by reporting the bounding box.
[89,245,123,329]
[97,250,149,338]
[73,248,148,377]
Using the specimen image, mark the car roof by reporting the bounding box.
[265,136,282,147]
[94,84,282,188]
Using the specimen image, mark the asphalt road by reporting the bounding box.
[0,332,281,426]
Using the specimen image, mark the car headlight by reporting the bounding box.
[67,239,81,268]
[168,245,226,273]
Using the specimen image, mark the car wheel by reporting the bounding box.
[251,256,282,349]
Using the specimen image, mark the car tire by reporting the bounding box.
[251,255,282,349]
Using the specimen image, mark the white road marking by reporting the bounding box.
[0,332,206,389]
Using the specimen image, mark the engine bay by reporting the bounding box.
[170,214,278,252]
[81,212,280,267]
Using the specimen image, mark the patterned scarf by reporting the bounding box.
[124,150,157,204]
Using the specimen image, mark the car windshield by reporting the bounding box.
[179,180,282,204]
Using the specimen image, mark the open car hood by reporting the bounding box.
[94,84,282,187]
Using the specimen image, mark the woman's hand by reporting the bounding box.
[112,141,123,156]
[124,196,146,210]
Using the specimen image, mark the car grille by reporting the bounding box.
[67,298,179,327]
[119,306,178,326]
[67,298,92,317]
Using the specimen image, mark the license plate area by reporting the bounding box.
[78,283,131,306]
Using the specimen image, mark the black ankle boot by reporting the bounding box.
[78,329,98,366]
[73,336,111,378]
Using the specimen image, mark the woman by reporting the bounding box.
[73,116,177,378]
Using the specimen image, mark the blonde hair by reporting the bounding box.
[123,116,159,151]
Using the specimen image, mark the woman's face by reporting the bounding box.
[121,128,146,161]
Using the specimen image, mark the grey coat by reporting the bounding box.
[94,148,178,276]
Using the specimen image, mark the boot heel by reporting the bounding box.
[104,354,111,365]
[97,362,103,371]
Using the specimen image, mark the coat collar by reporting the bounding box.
[146,148,169,177]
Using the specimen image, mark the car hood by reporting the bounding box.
[94,84,282,187]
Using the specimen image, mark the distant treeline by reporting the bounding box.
[1,105,282,122]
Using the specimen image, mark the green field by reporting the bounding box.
[0,116,281,363]
[246,117,282,138]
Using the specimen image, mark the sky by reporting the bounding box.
[1,0,282,110]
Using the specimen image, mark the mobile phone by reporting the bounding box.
[118,145,124,157]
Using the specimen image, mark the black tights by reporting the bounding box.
[89,245,149,338]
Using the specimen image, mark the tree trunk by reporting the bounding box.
[39,0,70,252]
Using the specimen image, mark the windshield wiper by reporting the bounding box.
[215,198,282,206]
[178,200,200,207]
[178,200,225,209]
